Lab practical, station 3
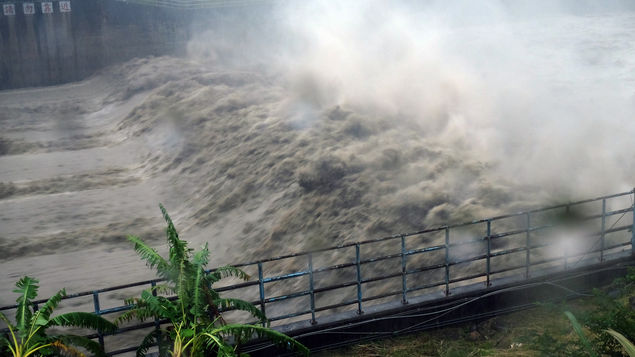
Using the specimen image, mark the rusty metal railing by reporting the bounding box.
[1,189,634,355]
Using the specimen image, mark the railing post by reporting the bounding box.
[151,281,160,330]
[486,220,491,287]
[601,198,606,263]
[632,188,635,256]
[564,206,569,270]
[257,262,266,326]
[308,253,317,325]
[92,291,105,349]
[525,212,531,279]
[355,244,363,315]
[401,234,408,304]
[445,227,451,296]
[150,281,163,351]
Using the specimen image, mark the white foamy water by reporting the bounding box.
[1,4,634,316]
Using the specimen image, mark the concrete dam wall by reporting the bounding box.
[0,0,191,89]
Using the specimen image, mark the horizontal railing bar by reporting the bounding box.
[216,280,259,291]
[448,254,489,266]
[449,272,486,284]
[4,238,626,317]
[551,224,631,242]
[528,242,556,250]
[405,263,446,275]
[406,245,446,255]
[361,272,403,285]
[489,229,528,240]
[561,241,632,262]
[253,239,632,308]
[446,224,554,250]
[490,246,528,257]
[524,190,633,214]
[604,241,632,250]
[358,245,446,266]
[529,245,627,271]
[528,224,558,233]
[229,189,633,270]
[3,191,628,314]
[262,270,310,283]
[268,309,313,322]
[314,299,359,313]
[436,222,630,264]
[280,246,446,281]
[90,279,163,294]
[0,190,631,357]
[446,190,631,228]
[448,238,484,247]
[359,252,403,265]
[258,281,362,304]
[407,280,446,293]
[262,240,632,306]
[313,262,357,274]
[0,280,162,311]
[266,272,459,305]
[243,239,615,300]
[604,224,632,235]
[583,207,634,221]
[264,291,310,303]
[98,305,133,315]
[313,281,358,294]
[530,256,570,267]
[249,229,436,265]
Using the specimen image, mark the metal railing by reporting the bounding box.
[1,189,634,355]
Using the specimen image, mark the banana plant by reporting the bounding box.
[0,276,117,357]
[565,311,635,357]
[564,310,598,357]
[606,329,635,357]
[117,204,309,357]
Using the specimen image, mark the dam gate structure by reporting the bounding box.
[0,0,282,90]
[1,189,635,355]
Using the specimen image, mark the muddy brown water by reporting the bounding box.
[1,10,635,354]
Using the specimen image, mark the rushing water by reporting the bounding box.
[1,7,634,313]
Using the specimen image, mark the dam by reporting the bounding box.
[1,0,635,355]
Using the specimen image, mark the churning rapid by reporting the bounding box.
[1,1,635,304]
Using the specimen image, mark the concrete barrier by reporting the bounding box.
[0,0,190,89]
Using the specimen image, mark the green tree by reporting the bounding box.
[117,204,309,357]
[0,276,117,357]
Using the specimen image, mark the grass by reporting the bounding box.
[317,307,572,356]
[316,279,635,357]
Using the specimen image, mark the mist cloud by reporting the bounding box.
[188,0,635,198]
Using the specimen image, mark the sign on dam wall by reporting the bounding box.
[0,0,194,89]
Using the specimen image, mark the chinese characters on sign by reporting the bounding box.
[42,2,53,14]
[59,1,71,13]
[2,1,71,15]
[3,3,16,15]
[23,2,35,15]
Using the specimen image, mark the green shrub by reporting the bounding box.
[0,276,117,357]
[117,204,308,357]
[581,269,635,356]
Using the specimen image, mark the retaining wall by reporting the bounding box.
[0,0,191,89]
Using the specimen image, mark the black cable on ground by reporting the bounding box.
[242,263,634,355]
